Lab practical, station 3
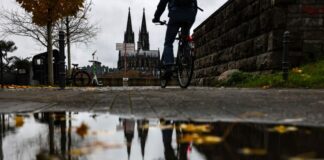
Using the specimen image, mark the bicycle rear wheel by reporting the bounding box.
[177,44,194,89]
[73,71,91,87]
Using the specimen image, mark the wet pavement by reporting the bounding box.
[0,87,324,160]
[0,87,324,126]
[1,112,324,160]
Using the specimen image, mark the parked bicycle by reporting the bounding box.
[155,21,195,89]
[66,64,91,87]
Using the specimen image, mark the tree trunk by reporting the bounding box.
[66,17,72,77]
[47,21,54,85]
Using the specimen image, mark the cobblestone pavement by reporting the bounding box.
[0,87,324,127]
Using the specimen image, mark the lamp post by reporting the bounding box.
[58,30,66,90]
[282,31,290,81]
[0,46,3,89]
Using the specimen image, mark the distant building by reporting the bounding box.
[117,8,160,76]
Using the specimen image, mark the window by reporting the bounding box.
[35,59,43,65]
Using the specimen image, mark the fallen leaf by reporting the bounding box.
[179,124,212,133]
[15,116,25,127]
[268,125,298,134]
[76,122,89,138]
[179,134,222,145]
[292,68,303,74]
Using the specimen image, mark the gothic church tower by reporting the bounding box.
[124,8,135,43]
[138,9,150,51]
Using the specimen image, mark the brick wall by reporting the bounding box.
[193,0,324,85]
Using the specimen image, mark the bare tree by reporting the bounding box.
[61,0,99,75]
[0,0,99,75]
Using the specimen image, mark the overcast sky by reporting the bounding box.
[0,0,227,68]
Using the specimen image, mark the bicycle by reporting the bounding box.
[155,21,195,89]
[66,64,91,87]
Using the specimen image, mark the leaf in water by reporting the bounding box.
[288,152,317,160]
[268,125,298,134]
[203,136,223,144]
[238,148,267,156]
[179,134,222,145]
[70,147,91,156]
[179,124,211,133]
[179,133,200,143]
[76,122,89,138]
[15,116,25,128]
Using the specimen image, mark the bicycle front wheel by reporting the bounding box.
[73,71,91,87]
[177,45,194,89]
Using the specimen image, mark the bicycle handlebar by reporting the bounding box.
[197,7,204,12]
[154,20,167,26]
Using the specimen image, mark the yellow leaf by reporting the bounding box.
[179,124,211,133]
[238,148,267,156]
[203,136,223,144]
[268,125,298,134]
[292,67,303,74]
[76,122,89,138]
[179,134,222,145]
[15,116,25,127]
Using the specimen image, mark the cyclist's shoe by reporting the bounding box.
[152,18,160,23]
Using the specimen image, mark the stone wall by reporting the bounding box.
[193,0,324,85]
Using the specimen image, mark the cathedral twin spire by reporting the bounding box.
[124,8,150,50]
[124,8,135,44]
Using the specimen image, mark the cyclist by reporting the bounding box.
[153,0,198,79]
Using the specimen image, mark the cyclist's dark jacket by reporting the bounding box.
[154,0,198,21]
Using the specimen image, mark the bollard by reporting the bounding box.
[282,31,290,81]
[58,31,66,90]
[0,47,3,89]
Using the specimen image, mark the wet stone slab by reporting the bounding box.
[0,87,324,127]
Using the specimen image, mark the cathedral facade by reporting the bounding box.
[117,8,160,75]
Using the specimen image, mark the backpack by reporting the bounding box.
[172,0,195,8]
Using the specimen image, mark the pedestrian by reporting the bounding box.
[153,0,198,79]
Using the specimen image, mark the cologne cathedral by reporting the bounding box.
[117,8,160,75]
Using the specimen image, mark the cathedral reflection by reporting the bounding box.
[0,113,324,160]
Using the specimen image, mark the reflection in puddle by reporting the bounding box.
[0,112,323,160]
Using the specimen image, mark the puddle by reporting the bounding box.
[0,112,323,160]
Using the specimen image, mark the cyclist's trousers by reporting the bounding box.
[162,11,197,65]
